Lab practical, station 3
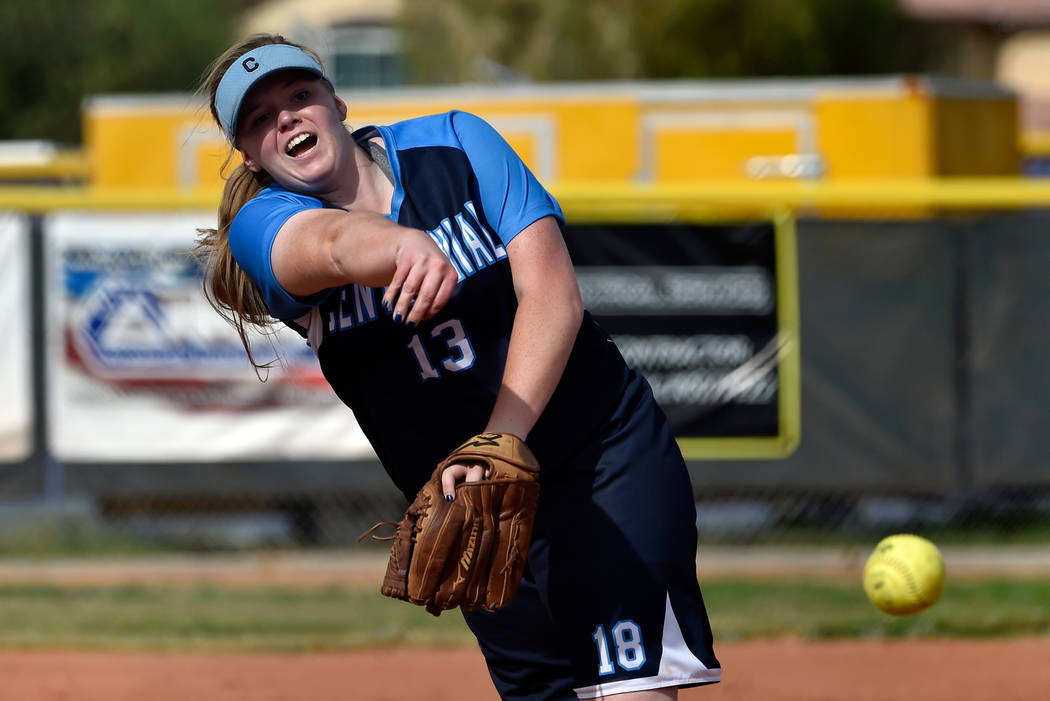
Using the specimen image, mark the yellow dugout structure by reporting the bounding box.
[81,75,1020,190]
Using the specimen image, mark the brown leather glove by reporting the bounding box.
[363,433,540,616]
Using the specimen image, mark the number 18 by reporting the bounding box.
[592,620,646,675]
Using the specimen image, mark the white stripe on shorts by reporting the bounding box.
[574,593,721,699]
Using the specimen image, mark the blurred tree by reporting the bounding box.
[0,0,239,144]
[398,0,952,84]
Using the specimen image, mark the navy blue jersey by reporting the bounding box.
[230,111,630,498]
[229,110,719,696]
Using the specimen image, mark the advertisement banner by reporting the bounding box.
[44,211,798,463]
[0,213,32,462]
[46,212,375,462]
[563,214,800,459]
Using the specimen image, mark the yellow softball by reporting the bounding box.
[862,534,945,616]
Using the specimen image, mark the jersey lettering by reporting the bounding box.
[464,201,507,259]
[353,283,379,323]
[328,284,384,333]
[440,217,475,275]
[457,212,496,268]
[425,201,507,284]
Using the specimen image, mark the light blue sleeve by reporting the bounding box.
[449,111,564,244]
[228,186,329,320]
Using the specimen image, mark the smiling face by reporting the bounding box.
[234,70,351,196]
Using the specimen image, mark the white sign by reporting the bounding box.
[0,213,32,462]
[46,212,375,462]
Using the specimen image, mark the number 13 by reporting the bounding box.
[406,318,476,380]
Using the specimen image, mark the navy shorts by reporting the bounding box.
[463,374,721,699]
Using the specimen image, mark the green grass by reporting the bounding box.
[702,524,1050,547]
[0,578,1047,651]
[0,521,180,557]
[0,584,475,651]
[704,577,1050,640]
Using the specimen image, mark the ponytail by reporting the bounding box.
[193,163,275,373]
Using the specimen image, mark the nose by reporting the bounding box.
[277,108,299,131]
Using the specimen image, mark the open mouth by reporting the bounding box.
[286,133,317,157]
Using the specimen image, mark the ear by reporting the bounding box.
[334,95,348,122]
[239,148,262,173]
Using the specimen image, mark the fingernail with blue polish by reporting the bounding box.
[393,313,402,324]
[406,320,415,328]
[445,494,454,502]
[382,300,390,312]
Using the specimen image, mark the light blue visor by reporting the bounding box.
[215,44,329,141]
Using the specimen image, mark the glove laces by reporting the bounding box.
[356,521,399,542]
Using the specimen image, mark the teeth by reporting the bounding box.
[286,133,313,154]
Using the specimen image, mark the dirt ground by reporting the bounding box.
[2,548,1048,700]
[1,638,1048,701]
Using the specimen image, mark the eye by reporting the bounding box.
[293,89,309,102]
[249,111,270,129]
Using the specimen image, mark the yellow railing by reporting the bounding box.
[0,150,90,182]
[0,186,219,213]
[2,178,1050,215]
[554,178,1050,215]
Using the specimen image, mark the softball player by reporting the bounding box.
[196,34,720,699]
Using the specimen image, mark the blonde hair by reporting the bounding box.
[193,34,327,372]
